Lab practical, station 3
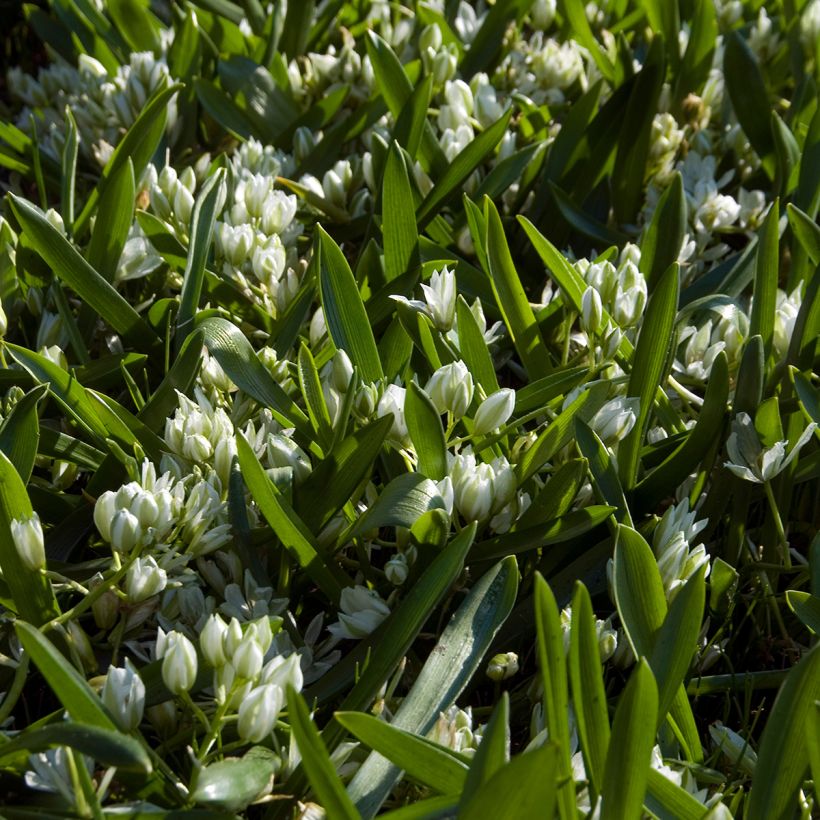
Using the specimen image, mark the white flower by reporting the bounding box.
[454,461,495,521]
[473,389,515,436]
[160,632,198,694]
[385,554,409,585]
[725,413,817,484]
[486,652,519,681]
[109,509,142,553]
[580,286,603,335]
[200,614,229,667]
[10,512,45,571]
[125,556,167,602]
[391,266,457,331]
[377,384,409,445]
[426,361,474,418]
[237,684,284,742]
[589,397,640,446]
[328,585,391,640]
[102,659,145,731]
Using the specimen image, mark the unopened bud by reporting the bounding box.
[486,652,519,681]
[472,389,515,436]
[10,512,45,571]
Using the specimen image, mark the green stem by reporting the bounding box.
[0,656,30,726]
[763,480,790,568]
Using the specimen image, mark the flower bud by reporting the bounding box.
[200,614,229,667]
[260,653,304,695]
[232,637,264,681]
[109,509,142,553]
[426,361,474,419]
[10,512,45,571]
[385,554,409,585]
[0,300,7,338]
[472,389,515,436]
[331,349,355,393]
[589,396,640,446]
[377,384,409,445]
[161,632,198,694]
[125,556,167,603]
[102,659,146,731]
[486,651,519,681]
[223,617,244,658]
[237,684,284,743]
[580,286,603,335]
[454,463,495,521]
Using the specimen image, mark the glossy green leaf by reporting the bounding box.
[787,202,820,265]
[576,420,632,526]
[335,712,468,794]
[0,383,47,484]
[405,381,447,480]
[749,200,779,358]
[640,173,687,290]
[559,0,614,82]
[456,295,500,395]
[600,660,659,820]
[191,747,279,811]
[460,693,510,804]
[785,590,820,635]
[383,143,420,282]
[85,156,134,282]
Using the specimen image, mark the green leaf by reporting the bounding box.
[641,0,680,60]
[618,262,680,489]
[485,198,551,381]
[288,688,360,819]
[674,0,716,104]
[456,295,500,395]
[569,582,611,795]
[649,567,706,724]
[646,767,711,820]
[534,574,577,820]
[724,31,774,174]
[559,0,614,82]
[640,173,687,290]
[15,622,115,730]
[60,109,78,235]
[297,342,334,449]
[86,157,135,282]
[458,0,530,77]
[600,660,659,820]
[416,111,512,229]
[334,712,468,795]
[460,693,509,804]
[458,743,559,820]
[786,590,820,635]
[347,556,518,818]
[0,451,60,625]
[236,432,347,604]
[199,317,311,434]
[787,202,820,265]
[177,168,227,342]
[383,143,420,282]
[514,366,588,415]
[318,225,383,384]
[294,416,393,534]
[0,722,151,772]
[346,473,446,541]
[405,382,447,481]
[107,0,162,52]
[73,83,180,236]
[575,420,632,526]
[749,200,779,358]
[191,747,279,812]
[0,383,47,484]
[8,195,159,349]
[747,643,820,820]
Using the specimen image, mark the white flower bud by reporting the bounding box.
[0,301,7,338]
[581,286,603,335]
[173,184,195,226]
[486,651,519,681]
[10,512,45,571]
[377,384,409,445]
[455,463,495,521]
[426,361,474,419]
[589,397,640,446]
[472,389,515,436]
[232,637,264,680]
[109,509,142,553]
[385,554,409,585]
[223,617,244,658]
[331,349,355,393]
[102,659,145,731]
[125,556,167,603]
[260,653,304,695]
[161,632,198,694]
[129,490,159,529]
[267,435,311,484]
[200,614,229,667]
[237,684,284,743]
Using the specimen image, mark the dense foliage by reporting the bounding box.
[0,0,819,817]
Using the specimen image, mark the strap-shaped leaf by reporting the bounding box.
[748,200,779,358]
[640,173,687,290]
[405,382,447,481]
[318,225,383,384]
[576,420,632,526]
[0,383,47,484]
[382,143,419,282]
[460,693,510,804]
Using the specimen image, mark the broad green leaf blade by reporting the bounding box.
[405,382,447,480]
[646,768,710,820]
[674,0,716,104]
[347,473,446,541]
[748,200,779,358]
[383,143,420,282]
[785,590,820,635]
[612,524,667,658]
[177,168,227,341]
[0,722,151,772]
[377,795,458,820]
[191,747,279,812]
[640,173,687,290]
[297,341,334,448]
[86,156,134,281]
[618,263,680,489]
[649,567,706,723]
[460,693,510,804]
[786,202,820,265]
[0,383,48,484]
[458,743,559,820]
[8,195,159,349]
[236,432,347,604]
[569,582,611,795]
[600,660,659,820]
[347,556,518,818]
[0,451,60,625]
[15,622,115,730]
[456,295,499,395]
[485,198,550,381]
[575,420,632,526]
[199,317,311,434]
[534,574,577,820]
[559,0,614,82]
[294,416,393,534]
[458,0,529,77]
[335,712,468,795]
[747,643,820,820]
[288,688,360,820]
[319,225,383,383]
